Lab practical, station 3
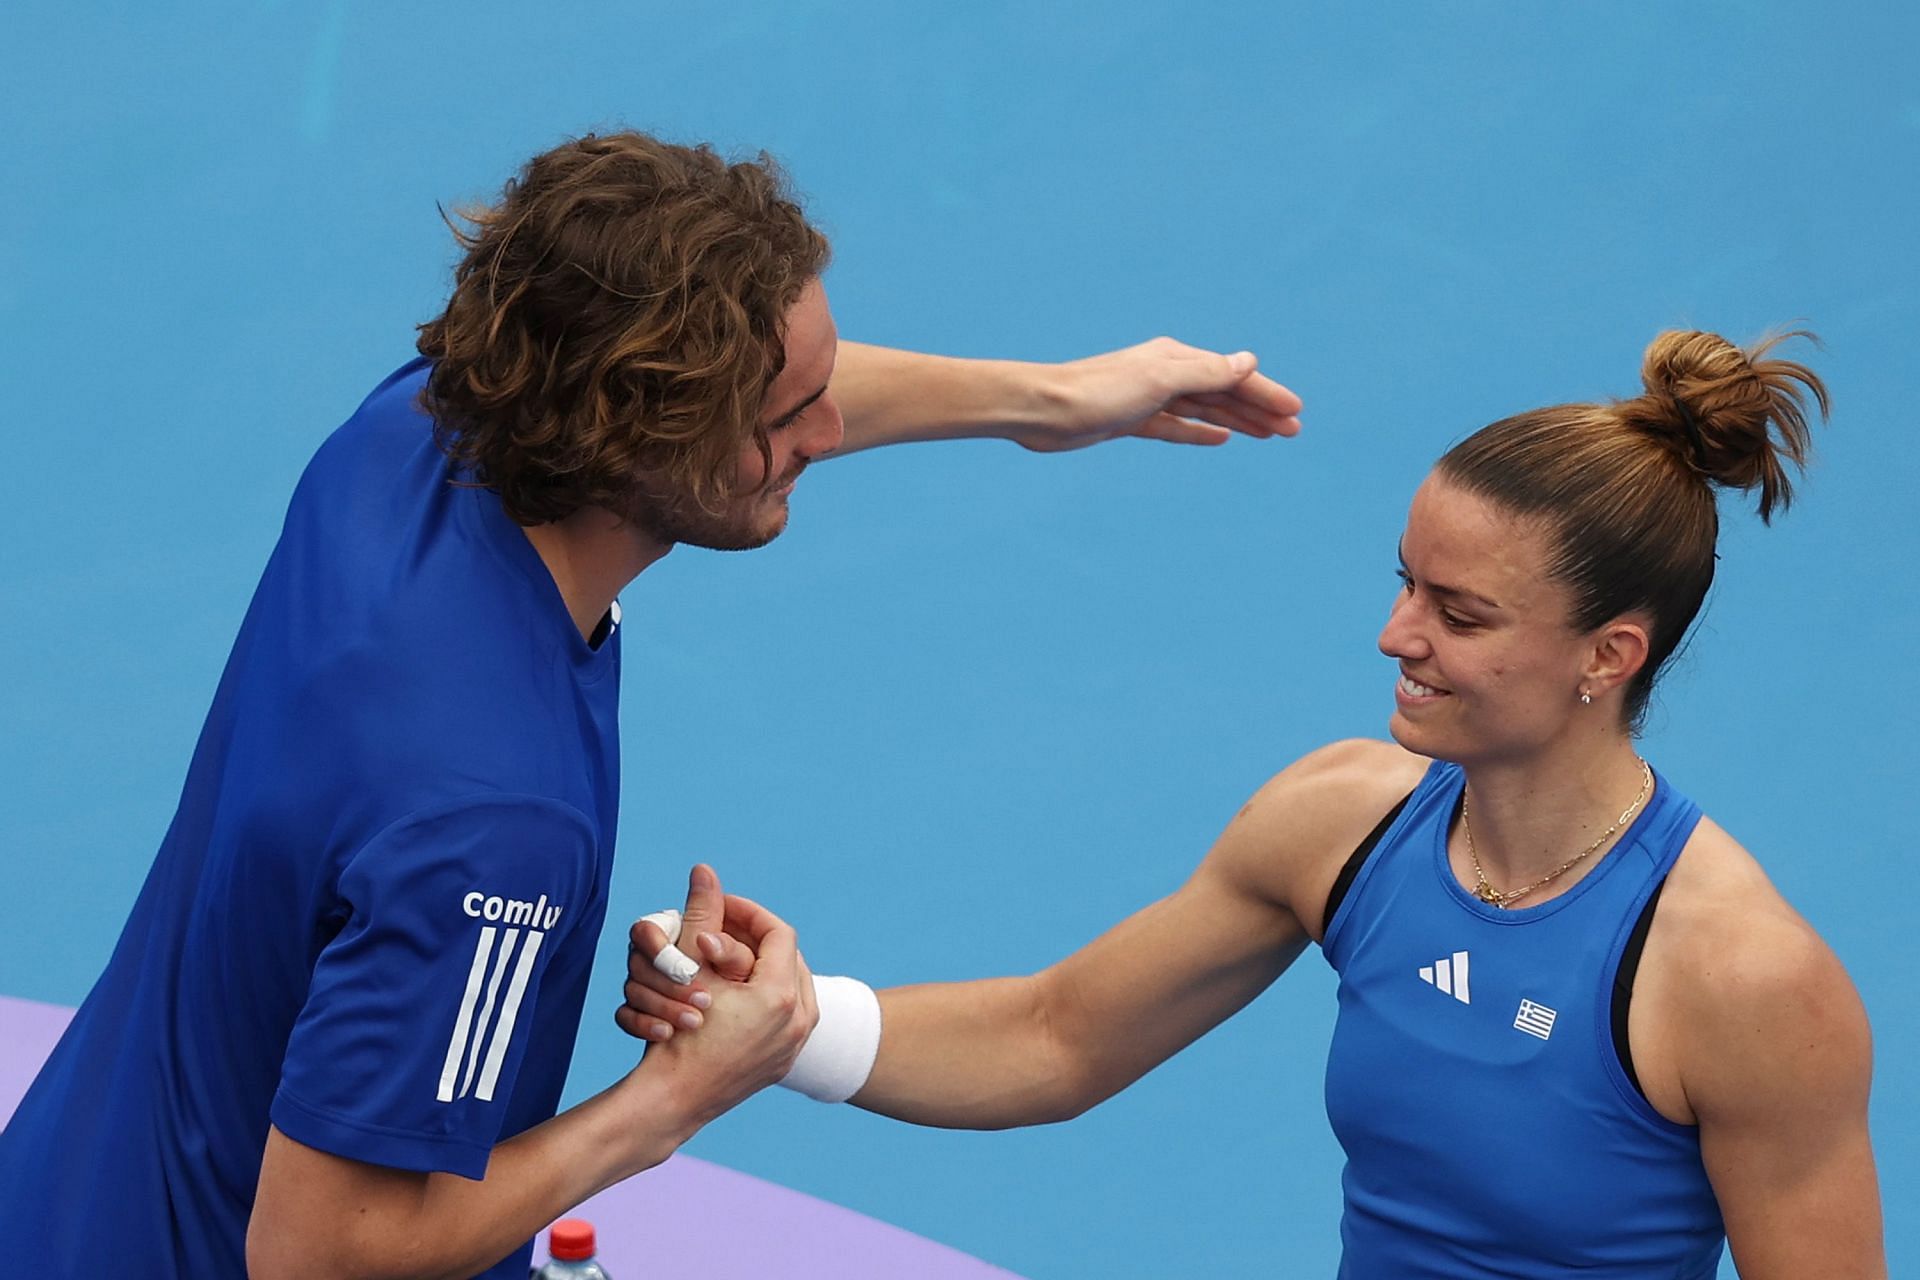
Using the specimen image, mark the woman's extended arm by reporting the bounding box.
[853,850,1307,1128]
[622,741,1424,1129]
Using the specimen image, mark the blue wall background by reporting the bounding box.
[3,3,1914,1275]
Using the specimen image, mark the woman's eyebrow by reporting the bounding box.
[1398,543,1503,611]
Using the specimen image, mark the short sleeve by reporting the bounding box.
[271,795,598,1178]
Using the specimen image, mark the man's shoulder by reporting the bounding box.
[264,359,547,686]
[294,357,437,491]
[335,357,436,441]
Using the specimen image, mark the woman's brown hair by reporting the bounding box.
[416,131,831,526]
[1437,329,1828,729]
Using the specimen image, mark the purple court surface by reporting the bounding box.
[0,995,1021,1278]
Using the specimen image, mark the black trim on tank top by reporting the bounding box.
[1322,793,1413,934]
[1611,875,1671,1102]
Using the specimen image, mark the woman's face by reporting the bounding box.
[1377,474,1597,765]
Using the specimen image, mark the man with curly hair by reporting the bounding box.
[0,130,1301,1279]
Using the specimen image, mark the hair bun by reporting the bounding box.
[1623,329,1827,522]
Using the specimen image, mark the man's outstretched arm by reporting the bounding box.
[828,338,1303,456]
[248,868,815,1280]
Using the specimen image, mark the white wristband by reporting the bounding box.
[780,974,882,1104]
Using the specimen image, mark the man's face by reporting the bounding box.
[623,279,843,551]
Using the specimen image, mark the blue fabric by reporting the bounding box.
[0,359,621,1279]
[1321,760,1725,1279]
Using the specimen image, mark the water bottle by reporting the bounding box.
[531,1218,612,1279]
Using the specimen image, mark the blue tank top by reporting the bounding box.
[1321,761,1725,1278]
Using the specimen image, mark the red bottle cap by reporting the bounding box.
[549,1218,596,1261]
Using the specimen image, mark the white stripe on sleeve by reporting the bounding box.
[438,926,498,1103]
[475,929,545,1102]
[458,928,521,1100]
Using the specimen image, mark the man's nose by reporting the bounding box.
[804,394,846,459]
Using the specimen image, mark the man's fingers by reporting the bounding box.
[1226,373,1305,427]
[1157,347,1303,421]
[625,932,712,1009]
[1156,346,1260,395]
[627,919,704,989]
[1136,346,1305,443]
[652,943,701,986]
[680,862,725,935]
[620,979,707,1033]
[1154,386,1304,443]
[743,917,800,988]
[721,893,800,987]
[613,1002,677,1044]
[1186,385,1302,427]
[721,893,789,946]
[628,879,775,990]
[628,916,670,953]
[626,918,674,967]
[1165,393,1283,438]
[628,888,771,987]
[695,928,757,982]
[1134,412,1232,446]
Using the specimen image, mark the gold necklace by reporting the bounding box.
[1463,760,1653,908]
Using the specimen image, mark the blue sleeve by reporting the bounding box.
[271,795,598,1179]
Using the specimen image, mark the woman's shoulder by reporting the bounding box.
[1206,739,1432,938]
[1292,737,1433,786]
[1657,817,1831,981]
[1645,817,1871,1119]
[1239,738,1431,843]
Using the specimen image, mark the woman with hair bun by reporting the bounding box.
[627,330,1885,1277]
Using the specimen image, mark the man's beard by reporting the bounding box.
[616,464,801,552]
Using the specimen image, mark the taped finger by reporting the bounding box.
[638,908,701,984]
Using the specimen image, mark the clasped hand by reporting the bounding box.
[620,864,795,1043]
[616,864,814,1109]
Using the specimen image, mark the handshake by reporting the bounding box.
[617,864,880,1105]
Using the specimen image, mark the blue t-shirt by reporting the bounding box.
[1321,760,1724,1278]
[0,359,622,1278]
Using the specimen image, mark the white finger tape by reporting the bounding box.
[638,908,700,985]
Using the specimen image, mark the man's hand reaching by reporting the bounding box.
[1010,337,1303,452]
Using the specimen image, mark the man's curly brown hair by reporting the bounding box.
[416,131,831,526]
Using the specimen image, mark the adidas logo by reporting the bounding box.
[1417,950,1471,1004]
